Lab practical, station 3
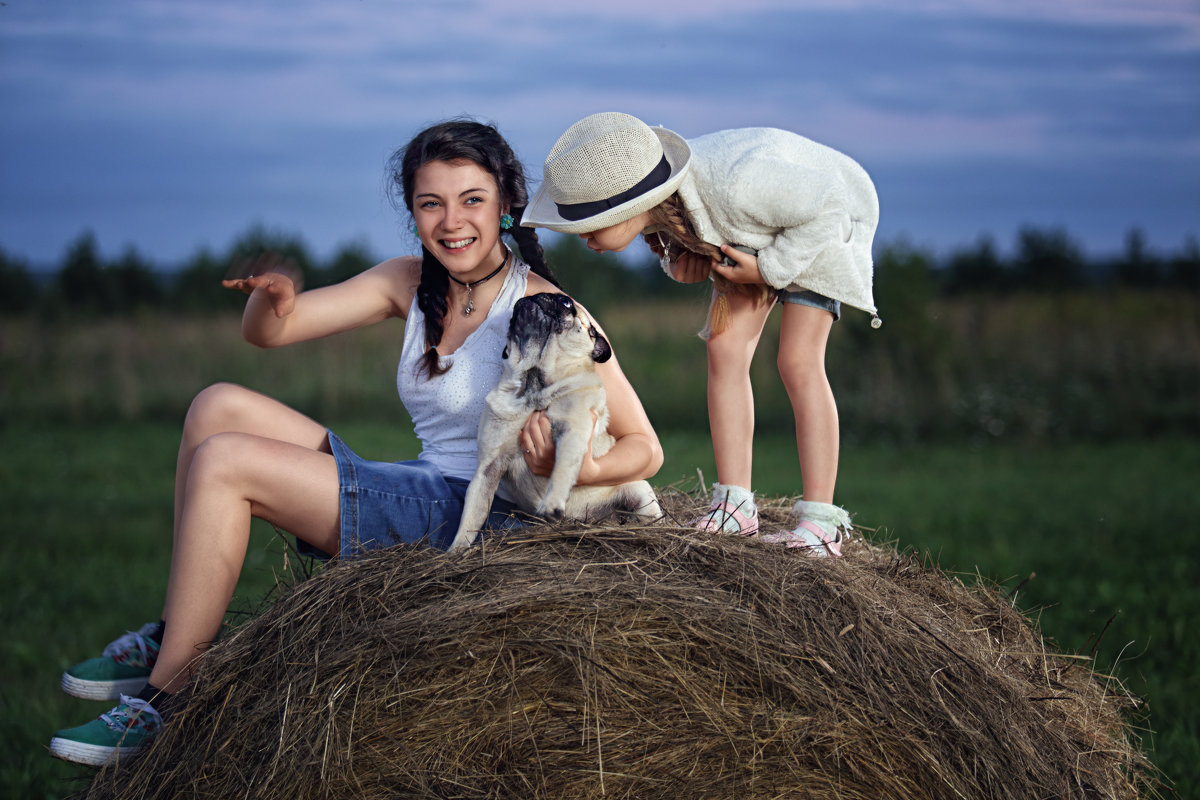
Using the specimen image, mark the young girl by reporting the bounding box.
[49,120,662,767]
[523,112,878,557]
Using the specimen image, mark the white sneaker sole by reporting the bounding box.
[61,672,148,701]
[48,736,142,767]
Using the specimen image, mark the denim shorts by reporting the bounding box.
[324,430,525,558]
[778,288,841,321]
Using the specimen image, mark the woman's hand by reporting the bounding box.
[519,410,599,482]
[710,244,765,285]
[222,254,304,318]
[518,411,555,477]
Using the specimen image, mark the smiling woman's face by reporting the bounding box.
[412,158,508,280]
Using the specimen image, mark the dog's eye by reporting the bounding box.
[558,296,573,309]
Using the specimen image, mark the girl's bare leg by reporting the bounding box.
[777,303,838,503]
[705,290,774,490]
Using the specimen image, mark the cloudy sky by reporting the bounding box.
[2,0,1197,269]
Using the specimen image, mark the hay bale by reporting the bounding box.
[81,493,1156,799]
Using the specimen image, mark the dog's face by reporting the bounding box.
[504,293,611,365]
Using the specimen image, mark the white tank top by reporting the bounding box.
[396,258,530,483]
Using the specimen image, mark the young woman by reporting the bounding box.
[49,120,662,767]
[523,112,879,557]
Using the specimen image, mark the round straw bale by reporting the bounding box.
[79,493,1157,799]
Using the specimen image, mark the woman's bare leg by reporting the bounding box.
[153,429,341,693]
[172,382,332,537]
[150,383,341,693]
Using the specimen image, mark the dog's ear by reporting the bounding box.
[589,326,612,363]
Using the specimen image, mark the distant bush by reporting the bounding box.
[3,224,1198,319]
[0,246,37,313]
[1,227,391,317]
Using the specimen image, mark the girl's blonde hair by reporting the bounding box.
[642,193,772,338]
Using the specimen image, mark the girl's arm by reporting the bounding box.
[668,249,719,284]
[519,302,663,487]
[708,245,765,285]
[225,256,421,348]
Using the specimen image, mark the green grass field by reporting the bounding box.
[2,291,1196,797]
[1,421,1194,798]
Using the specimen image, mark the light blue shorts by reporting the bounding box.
[778,289,841,321]
[322,430,525,558]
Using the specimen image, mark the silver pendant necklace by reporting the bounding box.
[447,247,510,316]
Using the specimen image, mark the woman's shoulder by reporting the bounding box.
[374,254,422,277]
[522,270,564,297]
[354,255,422,316]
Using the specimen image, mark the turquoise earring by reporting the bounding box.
[411,221,419,235]
[499,213,514,231]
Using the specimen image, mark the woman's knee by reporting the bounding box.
[184,383,257,439]
[187,431,257,488]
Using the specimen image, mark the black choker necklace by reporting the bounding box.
[447,248,510,316]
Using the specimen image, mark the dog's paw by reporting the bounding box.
[448,530,477,551]
[534,501,566,521]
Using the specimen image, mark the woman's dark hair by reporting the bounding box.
[387,120,559,378]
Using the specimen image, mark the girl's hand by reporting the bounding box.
[222,254,304,318]
[669,250,716,284]
[710,244,765,285]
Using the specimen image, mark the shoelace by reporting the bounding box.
[101,696,162,732]
[102,629,157,665]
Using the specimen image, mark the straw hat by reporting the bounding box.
[522,112,691,234]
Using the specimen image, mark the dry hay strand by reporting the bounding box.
[80,492,1158,799]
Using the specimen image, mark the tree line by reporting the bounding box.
[2,224,1197,317]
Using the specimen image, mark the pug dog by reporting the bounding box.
[449,293,661,550]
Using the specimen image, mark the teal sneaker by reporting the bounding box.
[49,695,164,767]
[62,622,161,700]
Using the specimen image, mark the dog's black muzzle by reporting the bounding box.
[508,293,578,348]
[504,293,612,364]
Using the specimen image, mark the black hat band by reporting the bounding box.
[554,155,672,222]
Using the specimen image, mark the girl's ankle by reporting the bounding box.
[713,482,755,513]
[793,500,852,535]
[694,483,759,536]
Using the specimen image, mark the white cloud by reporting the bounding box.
[1,0,1195,262]
[470,0,1200,32]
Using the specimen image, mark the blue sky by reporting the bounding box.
[2,0,1197,268]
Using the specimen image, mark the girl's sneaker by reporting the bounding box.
[49,695,164,767]
[759,500,851,558]
[693,483,759,537]
[61,622,161,701]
